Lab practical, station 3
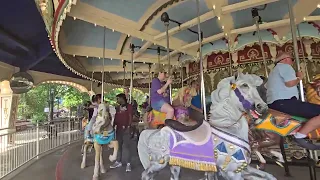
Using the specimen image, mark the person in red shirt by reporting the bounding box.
[110,93,133,172]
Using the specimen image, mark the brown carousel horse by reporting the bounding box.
[143,86,197,129]
[252,74,320,170]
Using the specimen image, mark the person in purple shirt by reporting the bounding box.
[150,66,174,119]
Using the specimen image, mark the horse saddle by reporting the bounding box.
[164,121,216,172]
[94,130,115,145]
[163,121,212,145]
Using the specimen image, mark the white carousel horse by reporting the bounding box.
[80,117,94,162]
[138,72,277,180]
[80,103,119,180]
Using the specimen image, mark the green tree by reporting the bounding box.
[104,88,148,107]
[18,84,90,123]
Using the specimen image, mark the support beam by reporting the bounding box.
[208,0,235,45]
[62,45,176,64]
[221,0,279,14]
[180,15,320,51]
[274,0,320,37]
[0,26,36,56]
[68,2,196,56]
[21,51,52,71]
[86,64,165,73]
[134,41,153,59]
[154,11,215,41]
[0,44,18,58]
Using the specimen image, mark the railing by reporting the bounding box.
[0,118,83,179]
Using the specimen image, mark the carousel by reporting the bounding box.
[35,0,320,179]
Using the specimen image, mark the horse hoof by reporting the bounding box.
[81,163,86,169]
[100,168,106,174]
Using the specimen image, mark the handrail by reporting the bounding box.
[0,117,83,179]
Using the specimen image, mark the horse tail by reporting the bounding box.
[164,117,204,132]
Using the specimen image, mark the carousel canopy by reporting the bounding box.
[35,0,320,88]
[0,0,82,79]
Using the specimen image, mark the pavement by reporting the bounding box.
[11,137,320,180]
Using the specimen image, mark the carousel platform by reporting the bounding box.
[12,141,320,180]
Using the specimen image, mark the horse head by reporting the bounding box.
[210,72,268,128]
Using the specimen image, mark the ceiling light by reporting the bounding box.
[303,17,306,21]
[213,5,216,9]
[110,58,113,60]
[218,16,221,20]
[112,29,114,32]
[73,54,75,57]
[73,17,76,20]
[94,23,97,26]
[128,34,130,37]
[98,57,101,59]
[86,56,88,58]
[222,25,224,29]
[318,4,320,8]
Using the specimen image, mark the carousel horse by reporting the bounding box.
[145,86,197,129]
[80,103,119,180]
[253,74,320,140]
[138,73,277,180]
[248,74,320,169]
[81,117,94,157]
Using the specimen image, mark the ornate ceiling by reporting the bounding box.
[35,0,320,88]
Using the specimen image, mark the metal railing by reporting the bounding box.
[0,118,83,179]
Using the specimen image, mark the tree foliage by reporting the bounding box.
[18,84,89,123]
[104,88,148,106]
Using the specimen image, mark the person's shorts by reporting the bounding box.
[151,100,166,111]
[268,97,320,119]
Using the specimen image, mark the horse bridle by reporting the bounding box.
[225,82,254,127]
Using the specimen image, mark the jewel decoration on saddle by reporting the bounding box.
[255,113,302,137]
[211,127,251,173]
[163,121,217,172]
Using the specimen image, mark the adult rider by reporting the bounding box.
[150,66,174,120]
[266,52,320,150]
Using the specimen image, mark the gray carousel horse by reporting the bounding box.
[138,72,277,180]
[81,103,119,180]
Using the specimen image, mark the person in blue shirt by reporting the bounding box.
[266,52,320,150]
[189,80,204,121]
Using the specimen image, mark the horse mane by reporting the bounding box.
[92,103,112,134]
[173,86,197,107]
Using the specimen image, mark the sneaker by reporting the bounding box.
[110,161,122,169]
[126,163,131,172]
